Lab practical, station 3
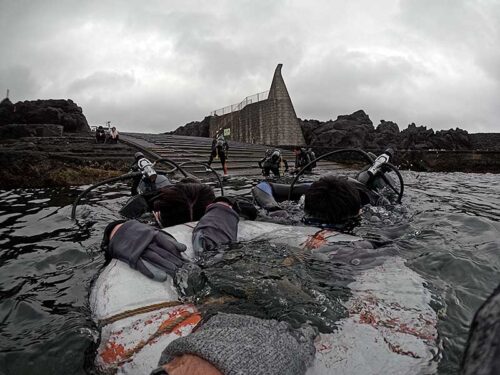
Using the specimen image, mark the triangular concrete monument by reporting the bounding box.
[209,64,306,146]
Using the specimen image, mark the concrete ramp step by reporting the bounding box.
[121,133,336,176]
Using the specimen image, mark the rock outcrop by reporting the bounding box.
[301,110,477,151]
[0,124,63,139]
[0,136,138,188]
[0,98,91,133]
[170,109,498,153]
[168,116,210,137]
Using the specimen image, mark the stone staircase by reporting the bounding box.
[120,133,338,177]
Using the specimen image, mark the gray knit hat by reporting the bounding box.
[158,313,317,375]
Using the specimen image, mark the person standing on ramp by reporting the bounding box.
[207,133,229,176]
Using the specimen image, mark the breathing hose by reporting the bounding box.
[288,148,404,203]
[71,172,141,220]
[152,158,189,178]
[177,161,225,197]
[288,148,375,201]
[71,157,225,220]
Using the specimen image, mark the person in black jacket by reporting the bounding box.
[95,126,106,143]
[207,133,229,176]
[258,149,288,177]
[293,147,316,174]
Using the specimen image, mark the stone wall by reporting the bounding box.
[209,64,305,146]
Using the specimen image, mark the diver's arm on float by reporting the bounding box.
[102,220,189,282]
[192,201,239,257]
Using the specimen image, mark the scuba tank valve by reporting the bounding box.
[137,156,158,182]
[357,148,394,185]
[368,148,393,176]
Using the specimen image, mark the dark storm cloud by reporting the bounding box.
[0,0,498,133]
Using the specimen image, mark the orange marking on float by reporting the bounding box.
[302,230,333,250]
[173,313,201,335]
[100,341,127,364]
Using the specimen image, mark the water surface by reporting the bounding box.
[0,171,499,374]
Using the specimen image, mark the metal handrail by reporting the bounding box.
[210,90,269,116]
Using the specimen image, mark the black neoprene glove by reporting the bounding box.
[102,220,188,281]
[192,202,239,257]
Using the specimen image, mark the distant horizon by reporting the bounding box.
[1,1,499,134]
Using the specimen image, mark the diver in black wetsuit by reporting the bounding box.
[207,134,229,176]
[258,149,288,177]
[293,147,316,174]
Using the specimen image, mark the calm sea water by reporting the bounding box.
[0,171,499,374]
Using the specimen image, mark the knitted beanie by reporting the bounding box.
[158,313,316,375]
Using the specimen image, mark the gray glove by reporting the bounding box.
[157,313,317,375]
[107,220,188,281]
[192,202,239,256]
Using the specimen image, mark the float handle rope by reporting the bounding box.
[99,300,184,326]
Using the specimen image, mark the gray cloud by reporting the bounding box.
[0,0,498,133]
[0,65,41,98]
[68,71,136,95]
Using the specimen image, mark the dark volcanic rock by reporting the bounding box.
[432,128,472,150]
[0,124,63,139]
[0,98,91,133]
[0,136,138,188]
[470,133,500,151]
[169,116,210,137]
[398,123,435,150]
[300,111,479,152]
[372,120,399,149]
[305,110,375,150]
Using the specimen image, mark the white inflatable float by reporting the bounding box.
[90,221,439,374]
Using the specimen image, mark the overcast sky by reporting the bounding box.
[1,0,499,133]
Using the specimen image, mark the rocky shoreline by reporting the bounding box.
[171,110,500,173]
[0,136,138,189]
[0,98,141,189]
[1,97,498,189]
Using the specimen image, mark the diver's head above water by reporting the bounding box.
[152,181,215,227]
[303,175,362,226]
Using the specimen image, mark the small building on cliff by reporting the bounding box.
[209,64,305,147]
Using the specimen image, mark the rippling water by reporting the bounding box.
[0,172,499,374]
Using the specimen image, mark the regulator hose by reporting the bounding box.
[288,148,375,201]
[71,172,141,220]
[71,158,224,220]
[178,161,224,197]
[152,158,189,178]
[379,163,405,204]
[288,148,404,203]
